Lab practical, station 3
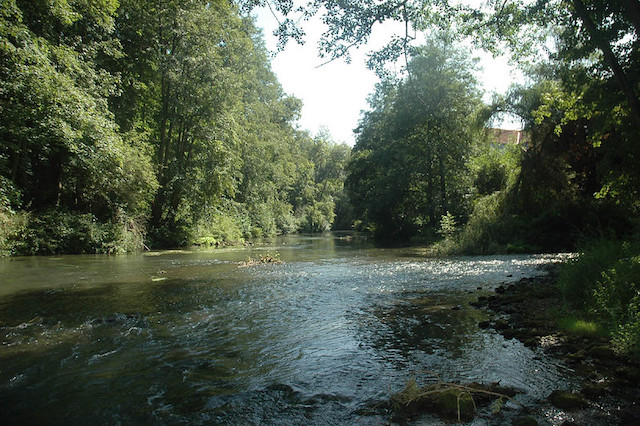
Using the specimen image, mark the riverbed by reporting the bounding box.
[0,235,572,424]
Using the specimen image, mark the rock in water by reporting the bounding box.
[512,416,538,426]
[432,388,475,421]
[548,390,588,410]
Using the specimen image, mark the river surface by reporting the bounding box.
[0,235,574,424]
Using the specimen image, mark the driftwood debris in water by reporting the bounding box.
[239,252,283,267]
[390,374,520,423]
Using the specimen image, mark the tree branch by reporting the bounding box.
[571,0,640,128]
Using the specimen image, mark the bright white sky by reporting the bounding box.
[254,7,524,146]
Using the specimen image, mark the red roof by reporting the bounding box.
[488,128,528,145]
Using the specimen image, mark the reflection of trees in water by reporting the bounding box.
[0,278,208,327]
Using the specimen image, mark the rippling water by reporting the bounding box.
[0,235,573,424]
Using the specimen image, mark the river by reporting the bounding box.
[0,234,573,424]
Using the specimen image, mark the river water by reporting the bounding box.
[0,235,574,424]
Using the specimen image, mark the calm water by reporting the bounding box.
[0,235,573,424]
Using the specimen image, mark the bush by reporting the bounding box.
[592,253,640,356]
[437,211,458,240]
[106,212,147,254]
[558,239,629,307]
[12,210,146,255]
[250,202,278,237]
[559,239,640,357]
[298,200,334,233]
[0,209,28,257]
[148,219,193,249]
[452,190,509,254]
[193,210,244,246]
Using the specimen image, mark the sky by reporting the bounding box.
[253,7,524,146]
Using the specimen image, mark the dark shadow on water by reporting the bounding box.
[358,290,486,362]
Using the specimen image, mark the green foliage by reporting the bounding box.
[559,239,627,305]
[193,210,244,247]
[592,253,640,355]
[468,139,520,197]
[11,210,145,255]
[0,176,20,211]
[0,0,157,219]
[449,190,510,254]
[250,0,640,250]
[559,239,640,357]
[347,35,483,242]
[4,0,635,257]
[1,1,353,254]
[437,212,457,240]
[0,208,27,257]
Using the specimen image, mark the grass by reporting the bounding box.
[557,316,601,337]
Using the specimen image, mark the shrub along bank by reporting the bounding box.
[558,238,640,358]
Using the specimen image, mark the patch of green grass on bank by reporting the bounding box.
[557,316,601,337]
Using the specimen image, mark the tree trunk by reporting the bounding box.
[438,148,447,215]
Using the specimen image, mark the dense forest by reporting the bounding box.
[1,1,639,353]
[0,0,351,255]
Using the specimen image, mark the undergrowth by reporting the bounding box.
[7,210,146,255]
[558,238,640,358]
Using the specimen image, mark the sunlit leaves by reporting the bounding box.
[0,0,157,218]
[347,37,483,241]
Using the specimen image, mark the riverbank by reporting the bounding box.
[472,272,640,424]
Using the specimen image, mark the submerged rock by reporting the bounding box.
[589,345,615,359]
[615,365,640,385]
[432,388,475,421]
[493,318,510,331]
[580,382,607,400]
[478,320,491,329]
[547,390,589,410]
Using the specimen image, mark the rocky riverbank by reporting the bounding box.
[471,272,640,425]
[386,270,640,425]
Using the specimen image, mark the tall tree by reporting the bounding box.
[245,1,640,126]
[347,37,483,241]
[0,0,156,219]
[113,1,258,243]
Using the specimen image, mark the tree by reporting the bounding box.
[113,1,263,244]
[0,0,157,219]
[347,36,483,241]
[244,1,640,127]
[294,130,351,232]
